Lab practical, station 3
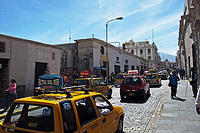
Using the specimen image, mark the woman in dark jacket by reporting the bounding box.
[169,71,180,99]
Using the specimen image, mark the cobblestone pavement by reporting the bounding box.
[110,80,168,133]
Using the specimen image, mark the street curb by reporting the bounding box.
[144,83,168,133]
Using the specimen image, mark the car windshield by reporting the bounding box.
[3,103,54,132]
[74,80,89,86]
[146,74,157,79]
[123,77,141,85]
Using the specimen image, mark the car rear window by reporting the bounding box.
[115,75,124,79]
[3,103,54,132]
[74,80,89,86]
[123,77,141,85]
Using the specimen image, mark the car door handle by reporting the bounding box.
[103,118,106,123]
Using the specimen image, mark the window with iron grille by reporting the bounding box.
[140,49,143,54]
[148,56,151,60]
[148,48,151,54]
[116,57,119,62]
[0,42,5,53]
[131,50,134,54]
[52,52,55,60]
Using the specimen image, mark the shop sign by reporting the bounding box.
[80,70,90,77]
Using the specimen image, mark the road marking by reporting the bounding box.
[143,82,168,132]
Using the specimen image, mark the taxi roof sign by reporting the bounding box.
[128,70,138,75]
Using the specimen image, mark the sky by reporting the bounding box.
[0,0,185,55]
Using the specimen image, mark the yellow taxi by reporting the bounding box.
[73,77,113,99]
[114,73,128,87]
[0,90,124,133]
[146,73,161,86]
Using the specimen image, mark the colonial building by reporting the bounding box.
[0,34,61,98]
[56,43,78,75]
[123,40,161,69]
[177,0,200,79]
[57,38,150,77]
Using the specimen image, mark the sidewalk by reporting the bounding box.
[153,80,200,133]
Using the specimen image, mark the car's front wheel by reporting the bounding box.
[116,116,123,133]
[141,90,146,100]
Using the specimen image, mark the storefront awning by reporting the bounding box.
[94,67,107,70]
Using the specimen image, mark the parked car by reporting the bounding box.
[158,70,168,80]
[120,76,150,100]
[0,89,124,133]
[146,73,162,86]
[73,77,113,99]
[114,73,128,87]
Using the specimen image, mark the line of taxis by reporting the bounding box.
[0,69,164,133]
[0,74,124,133]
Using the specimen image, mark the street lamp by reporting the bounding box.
[105,17,123,83]
[109,41,121,53]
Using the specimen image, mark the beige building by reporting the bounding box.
[57,38,150,77]
[123,40,161,69]
[0,34,61,98]
[177,0,200,78]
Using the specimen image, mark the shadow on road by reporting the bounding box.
[120,94,151,104]
[150,85,162,88]
[172,96,186,102]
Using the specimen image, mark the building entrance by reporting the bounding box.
[34,62,47,88]
[0,59,9,97]
[114,65,120,75]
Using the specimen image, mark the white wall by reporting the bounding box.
[0,35,61,96]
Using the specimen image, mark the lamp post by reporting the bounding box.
[109,41,121,53]
[106,17,123,83]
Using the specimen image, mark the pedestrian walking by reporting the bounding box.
[169,70,180,99]
[195,89,200,114]
[182,69,185,79]
[66,75,73,87]
[72,71,79,80]
[189,67,198,98]
[109,72,114,84]
[6,79,17,108]
[179,69,184,80]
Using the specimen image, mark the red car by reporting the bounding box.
[120,76,150,100]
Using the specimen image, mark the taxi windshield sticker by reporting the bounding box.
[63,103,71,110]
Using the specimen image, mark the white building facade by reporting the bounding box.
[0,34,61,98]
[124,41,161,69]
[177,0,200,79]
[75,38,149,77]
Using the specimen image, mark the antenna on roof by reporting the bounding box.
[69,29,71,43]
[152,29,154,43]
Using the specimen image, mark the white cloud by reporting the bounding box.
[123,0,164,18]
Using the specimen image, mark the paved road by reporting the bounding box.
[110,80,168,133]
[0,80,169,132]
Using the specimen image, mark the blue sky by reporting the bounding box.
[0,0,185,55]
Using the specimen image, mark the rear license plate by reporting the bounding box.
[129,93,134,96]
